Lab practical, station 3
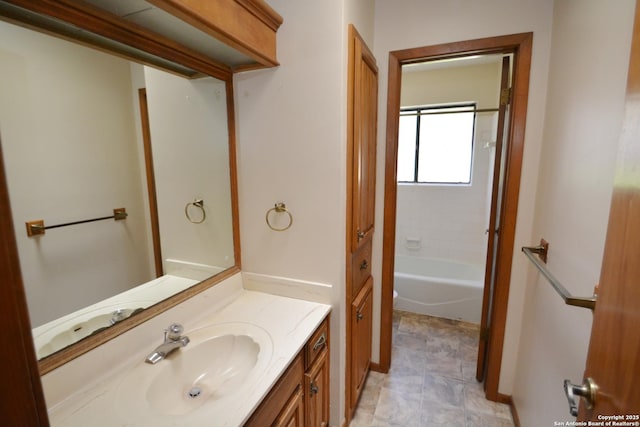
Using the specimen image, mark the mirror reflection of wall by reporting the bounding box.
[0,19,235,358]
[0,21,153,327]
[143,67,234,280]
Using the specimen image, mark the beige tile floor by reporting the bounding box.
[351,310,515,427]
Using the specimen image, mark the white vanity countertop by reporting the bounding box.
[45,281,331,427]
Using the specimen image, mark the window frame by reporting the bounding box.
[398,102,477,185]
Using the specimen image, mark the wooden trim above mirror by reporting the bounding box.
[147,0,283,70]
[0,0,283,79]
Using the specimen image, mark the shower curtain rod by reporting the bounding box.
[401,107,500,116]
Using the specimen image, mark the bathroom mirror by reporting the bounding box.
[0,17,239,369]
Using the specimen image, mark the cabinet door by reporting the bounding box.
[274,385,304,427]
[350,277,373,407]
[245,355,303,427]
[305,349,329,427]
[349,26,378,252]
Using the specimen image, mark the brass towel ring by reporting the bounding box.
[185,199,206,224]
[266,202,293,231]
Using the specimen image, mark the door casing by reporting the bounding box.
[377,32,533,403]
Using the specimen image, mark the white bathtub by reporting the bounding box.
[394,255,484,324]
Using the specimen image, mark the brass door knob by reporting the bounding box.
[563,378,597,416]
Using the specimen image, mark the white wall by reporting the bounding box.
[512,1,635,425]
[235,1,345,284]
[373,0,555,389]
[0,22,152,327]
[234,1,353,424]
[396,62,501,266]
[345,0,375,47]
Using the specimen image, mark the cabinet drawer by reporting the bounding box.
[305,317,329,370]
[351,240,372,298]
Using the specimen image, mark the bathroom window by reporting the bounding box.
[397,103,476,184]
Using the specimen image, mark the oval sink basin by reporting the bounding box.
[147,334,259,415]
[115,322,273,420]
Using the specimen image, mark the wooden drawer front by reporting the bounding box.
[305,317,329,369]
[351,240,372,298]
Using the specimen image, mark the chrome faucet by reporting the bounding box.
[109,308,132,325]
[145,323,190,364]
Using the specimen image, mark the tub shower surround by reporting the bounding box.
[394,254,484,324]
[394,181,490,266]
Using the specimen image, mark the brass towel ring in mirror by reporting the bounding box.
[266,202,293,231]
[185,199,206,224]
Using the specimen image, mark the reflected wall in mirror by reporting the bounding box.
[0,19,236,361]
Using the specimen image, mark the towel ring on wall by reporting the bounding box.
[185,199,206,224]
[266,202,293,231]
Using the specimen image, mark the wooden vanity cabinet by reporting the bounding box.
[245,316,330,427]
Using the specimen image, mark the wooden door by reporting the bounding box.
[577,0,640,417]
[351,277,373,408]
[349,25,378,252]
[477,55,512,381]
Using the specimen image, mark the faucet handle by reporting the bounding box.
[166,323,184,340]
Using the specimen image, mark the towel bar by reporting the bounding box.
[26,208,127,237]
[522,240,596,310]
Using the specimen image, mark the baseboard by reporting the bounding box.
[497,393,521,427]
[369,362,389,374]
[496,392,510,404]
